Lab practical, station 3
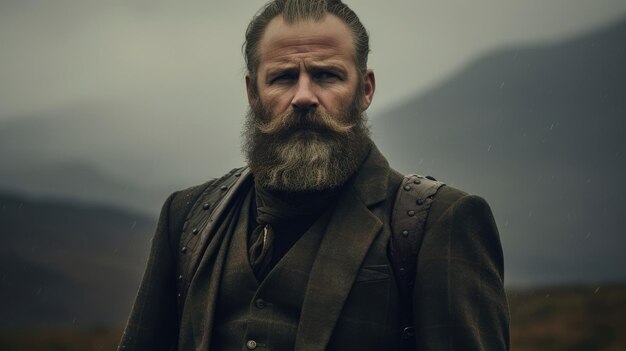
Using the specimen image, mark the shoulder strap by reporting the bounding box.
[176,167,251,317]
[390,174,445,349]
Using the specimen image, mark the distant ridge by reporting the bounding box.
[0,190,156,327]
[372,16,626,285]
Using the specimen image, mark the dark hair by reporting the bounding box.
[244,0,370,86]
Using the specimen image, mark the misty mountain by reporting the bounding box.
[0,104,189,216]
[372,17,626,285]
[0,191,156,327]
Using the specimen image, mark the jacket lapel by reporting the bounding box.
[295,145,390,351]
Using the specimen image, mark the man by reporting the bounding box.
[119,0,509,350]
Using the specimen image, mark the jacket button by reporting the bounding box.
[246,340,257,350]
[255,299,266,309]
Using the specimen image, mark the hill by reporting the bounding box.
[0,191,156,328]
[372,16,626,285]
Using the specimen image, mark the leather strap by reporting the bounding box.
[390,174,445,350]
[176,167,251,316]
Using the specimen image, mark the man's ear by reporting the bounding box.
[245,73,257,107]
[360,69,376,110]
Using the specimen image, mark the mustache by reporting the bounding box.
[256,108,356,135]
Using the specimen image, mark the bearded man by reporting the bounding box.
[118,1,510,350]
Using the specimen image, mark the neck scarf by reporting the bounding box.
[248,182,339,280]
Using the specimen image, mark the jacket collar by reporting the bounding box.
[350,143,391,207]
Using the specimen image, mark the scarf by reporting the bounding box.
[248,182,339,280]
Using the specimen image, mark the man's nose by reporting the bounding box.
[291,75,319,110]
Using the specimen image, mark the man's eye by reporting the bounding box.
[271,74,296,84]
[315,72,339,81]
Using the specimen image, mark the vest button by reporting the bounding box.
[246,340,257,349]
[254,299,266,309]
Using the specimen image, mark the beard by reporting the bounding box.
[242,94,372,192]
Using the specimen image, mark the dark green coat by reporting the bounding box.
[118,146,509,350]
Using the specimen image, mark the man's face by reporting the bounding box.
[247,14,374,121]
[243,14,375,192]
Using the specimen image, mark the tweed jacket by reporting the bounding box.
[119,146,510,350]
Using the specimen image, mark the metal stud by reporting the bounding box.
[407,210,416,216]
[235,173,242,177]
[202,203,210,210]
[403,185,412,191]
[426,175,436,181]
[178,275,183,280]
[413,179,421,184]
[220,185,228,191]
[181,246,187,253]
[416,199,424,205]
[402,230,409,237]
[192,228,199,235]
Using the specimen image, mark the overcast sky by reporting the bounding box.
[2,0,626,119]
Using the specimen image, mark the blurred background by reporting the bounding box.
[1,0,625,349]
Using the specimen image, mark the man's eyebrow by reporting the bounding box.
[265,62,349,75]
[307,64,348,76]
[266,65,298,75]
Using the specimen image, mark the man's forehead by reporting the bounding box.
[257,14,355,66]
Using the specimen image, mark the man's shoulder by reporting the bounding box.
[167,166,247,220]
[427,182,495,231]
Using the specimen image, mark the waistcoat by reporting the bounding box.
[211,196,332,350]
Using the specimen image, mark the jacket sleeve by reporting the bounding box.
[118,192,180,351]
[413,194,510,350]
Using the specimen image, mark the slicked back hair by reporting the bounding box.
[244,0,370,92]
